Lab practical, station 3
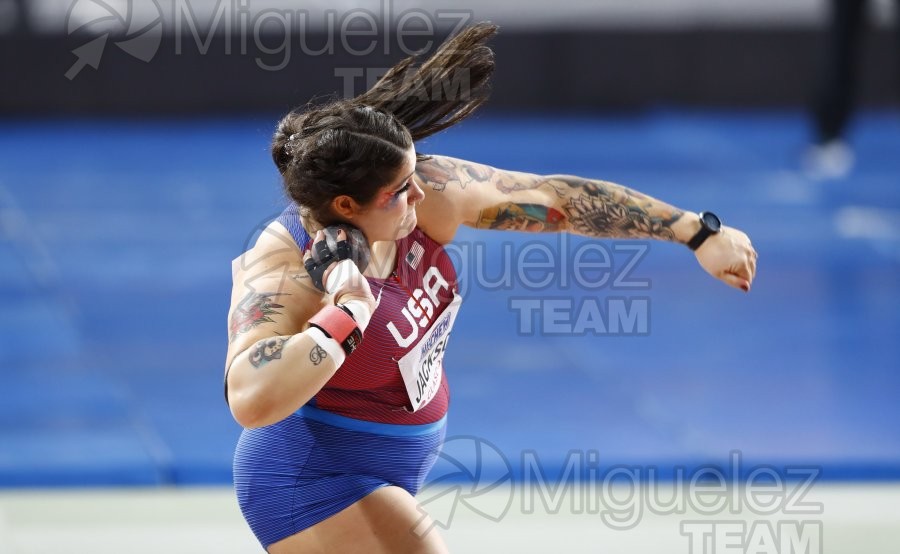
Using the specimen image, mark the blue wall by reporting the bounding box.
[1,111,898,486]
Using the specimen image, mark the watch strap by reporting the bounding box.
[687,226,714,251]
[687,212,721,251]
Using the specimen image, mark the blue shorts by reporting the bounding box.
[233,405,447,549]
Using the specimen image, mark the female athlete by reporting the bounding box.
[225,23,757,553]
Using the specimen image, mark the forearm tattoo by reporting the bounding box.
[552,177,684,240]
[417,157,684,240]
[249,336,288,368]
[229,291,288,342]
[309,345,327,365]
[482,174,682,240]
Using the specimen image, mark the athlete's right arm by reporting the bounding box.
[224,223,368,429]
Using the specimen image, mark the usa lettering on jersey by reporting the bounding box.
[387,266,451,348]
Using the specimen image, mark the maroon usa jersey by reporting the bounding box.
[277,204,460,425]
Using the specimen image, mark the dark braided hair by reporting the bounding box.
[271,23,498,225]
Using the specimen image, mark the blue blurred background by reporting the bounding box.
[1,0,898,487]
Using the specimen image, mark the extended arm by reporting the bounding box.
[415,155,757,291]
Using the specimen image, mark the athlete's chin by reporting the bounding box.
[399,211,417,235]
[384,211,417,241]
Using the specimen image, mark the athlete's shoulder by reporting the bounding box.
[233,219,302,277]
[229,213,323,324]
[414,157,463,245]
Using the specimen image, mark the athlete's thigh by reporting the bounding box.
[268,485,449,554]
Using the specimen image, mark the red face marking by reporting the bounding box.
[377,190,397,209]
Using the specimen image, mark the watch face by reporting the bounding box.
[701,212,721,232]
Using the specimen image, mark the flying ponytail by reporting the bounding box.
[352,22,497,142]
[271,23,498,224]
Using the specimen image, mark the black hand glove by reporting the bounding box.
[304,224,371,292]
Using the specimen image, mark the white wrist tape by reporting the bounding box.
[306,327,346,368]
[340,299,373,332]
[325,259,358,295]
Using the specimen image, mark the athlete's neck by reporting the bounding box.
[365,241,398,279]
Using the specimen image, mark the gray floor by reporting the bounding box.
[1,484,898,553]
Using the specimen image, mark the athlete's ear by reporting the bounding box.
[331,195,362,219]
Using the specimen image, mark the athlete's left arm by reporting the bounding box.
[415,155,757,292]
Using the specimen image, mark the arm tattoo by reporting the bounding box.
[494,173,544,194]
[420,156,683,241]
[229,291,288,342]
[476,174,682,240]
[309,345,327,365]
[459,163,494,189]
[249,336,288,368]
[474,203,566,232]
[417,157,455,191]
[418,157,494,191]
[555,177,683,240]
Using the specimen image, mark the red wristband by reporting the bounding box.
[308,305,363,355]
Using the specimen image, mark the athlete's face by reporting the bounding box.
[353,147,424,243]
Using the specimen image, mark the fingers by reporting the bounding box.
[747,249,757,283]
[305,230,337,292]
[308,226,369,296]
[722,247,756,292]
[334,228,352,261]
[313,234,333,263]
[726,229,758,292]
[304,229,376,313]
[312,228,347,245]
[742,241,758,287]
[720,271,751,292]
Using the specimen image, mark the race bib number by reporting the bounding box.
[397,293,462,412]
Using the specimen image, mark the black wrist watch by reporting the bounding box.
[687,212,722,251]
